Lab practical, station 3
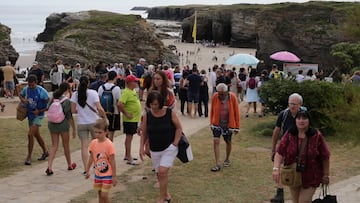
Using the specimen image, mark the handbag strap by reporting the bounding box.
[86,102,99,115]
[296,135,308,165]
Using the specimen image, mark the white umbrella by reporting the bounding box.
[225,54,259,66]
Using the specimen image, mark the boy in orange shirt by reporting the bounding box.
[85,119,117,202]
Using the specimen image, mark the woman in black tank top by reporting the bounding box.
[139,91,183,203]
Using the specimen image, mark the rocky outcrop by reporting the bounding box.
[148,6,195,21]
[0,23,19,66]
[36,11,178,71]
[148,2,359,72]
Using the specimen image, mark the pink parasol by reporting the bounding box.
[270,51,301,62]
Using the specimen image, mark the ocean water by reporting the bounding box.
[0,0,344,67]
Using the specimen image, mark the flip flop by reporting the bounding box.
[123,157,138,161]
[126,160,139,165]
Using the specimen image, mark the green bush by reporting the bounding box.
[260,79,360,136]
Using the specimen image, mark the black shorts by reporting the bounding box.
[123,122,138,135]
[212,127,233,143]
[107,114,120,131]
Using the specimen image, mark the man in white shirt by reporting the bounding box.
[295,70,305,83]
[98,71,121,141]
[209,65,218,95]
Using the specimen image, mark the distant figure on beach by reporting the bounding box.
[198,69,209,117]
[85,119,117,203]
[56,60,65,81]
[295,70,305,83]
[19,74,49,165]
[304,69,316,81]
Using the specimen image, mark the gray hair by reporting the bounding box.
[289,93,303,105]
[216,83,228,92]
[5,61,11,65]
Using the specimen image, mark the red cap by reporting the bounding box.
[125,74,139,83]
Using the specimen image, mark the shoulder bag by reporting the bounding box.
[280,136,308,187]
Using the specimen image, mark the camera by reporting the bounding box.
[296,163,305,172]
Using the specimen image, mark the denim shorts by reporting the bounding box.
[5,81,15,90]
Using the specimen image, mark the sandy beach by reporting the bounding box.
[162,39,256,71]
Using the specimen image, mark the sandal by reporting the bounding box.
[46,168,54,176]
[210,165,221,172]
[126,160,139,165]
[38,151,49,161]
[224,160,231,167]
[68,163,77,170]
[24,159,32,165]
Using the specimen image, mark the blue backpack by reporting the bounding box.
[100,84,116,114]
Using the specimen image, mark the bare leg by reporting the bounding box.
[157,166,170,203]
[80,137,89,170]
[99,191,110,203]
[193,103,198,118]
[48,132,60,170]
[125,134,133,161]
[60,132,72,166]
[26,132,34,161]
[253,102,257,114]
[213,138,220,166]
[225,140,232,161]
[33,125,48,153]
[107,131,114,142]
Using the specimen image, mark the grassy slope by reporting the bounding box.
[67,115,360,203]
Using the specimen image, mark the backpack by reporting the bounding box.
[248,77,256,89]
[47,97,67,123]
[100,84,116,114]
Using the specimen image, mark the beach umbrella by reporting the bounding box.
[225,54,259,66]
[270,51,301,63]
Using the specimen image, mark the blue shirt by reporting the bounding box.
[21,86,49,120]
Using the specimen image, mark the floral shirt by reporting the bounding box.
[277,128,330,188]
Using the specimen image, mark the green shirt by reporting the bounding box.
[119,88,141,122]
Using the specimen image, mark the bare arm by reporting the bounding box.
[272,152,283,184]
[271,126,281,160]
[95,101,106,119]
[85,151,94,179]
[322,158,330,184]
[109,154,117,186]
[71,102,77,114]
[117,101,133,119]
[139,113,148,161]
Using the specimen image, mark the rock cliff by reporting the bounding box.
[147,2,358,72]
[0,23,19,66]
[36,11,178,71]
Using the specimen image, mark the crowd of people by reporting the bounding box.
[1,57,335,203]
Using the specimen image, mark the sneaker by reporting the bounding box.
[24,159,32,165]
[38,151,49,161]
[68,163,77,170]
[224,160,231,167]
